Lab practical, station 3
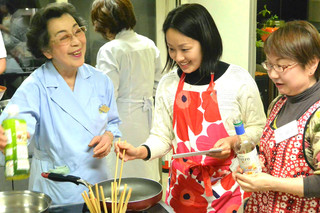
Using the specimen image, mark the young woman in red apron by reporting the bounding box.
[165,72,246,212]
[115,4,266,212]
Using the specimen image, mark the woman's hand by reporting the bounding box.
[88,131,113,159]
[206,136,237,159]
[114,141,148,161]
[232,166,243,181]
[0,126,7,154]
[234,172,275,192]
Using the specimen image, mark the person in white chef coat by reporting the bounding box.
[0,2,121,205]
[91,0,162,181]
[0,30,6,74]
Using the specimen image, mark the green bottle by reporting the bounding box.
[3,104,30,180]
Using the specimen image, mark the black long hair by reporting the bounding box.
[162,3,223,76]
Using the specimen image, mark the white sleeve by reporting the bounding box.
[238,80,267,144]
[153,47,163,97]
[96,46,120,99]
[216,65,266,144]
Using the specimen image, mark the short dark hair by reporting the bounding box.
[162,3,223,76]
[26,2,86,59]
[264,20,320,80]
[91,0,136,39]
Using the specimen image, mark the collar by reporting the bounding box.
[115,29,135,40]
[43,61,93,88]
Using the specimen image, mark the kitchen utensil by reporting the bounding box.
[172,148,223,159]
[41,173,163,212]
[0,190,52,213]
[0,85,6,100]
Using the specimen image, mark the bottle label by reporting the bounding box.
[3,118,30,179]
[17,144,28,159]
[15,120,28,144]
[17,159,30,170]
[5,147,12,157]
[237,148,262,174]
[4,129,12,144]
[5,160,14,177]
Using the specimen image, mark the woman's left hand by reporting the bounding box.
[88,131,113,159]
[235,172,275,192]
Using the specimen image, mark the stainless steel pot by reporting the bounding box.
[0,190,52,213]
[0,99,9,113]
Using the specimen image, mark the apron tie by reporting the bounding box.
[188,161,213,197]
[117,96,153,130]
[185,158,231,197]
[142,96,153,130]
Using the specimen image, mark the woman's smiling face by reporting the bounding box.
[43,13,86,74]
[166,28,202,74]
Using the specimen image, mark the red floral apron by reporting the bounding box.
[246,96,320,212]
[166,73,248,213]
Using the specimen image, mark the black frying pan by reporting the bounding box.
[41,172,163,211]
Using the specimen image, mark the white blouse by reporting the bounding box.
[144,64,267,160]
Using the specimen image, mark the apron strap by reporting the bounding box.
[190,164,213,197]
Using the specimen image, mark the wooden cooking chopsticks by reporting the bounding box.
[82,138,131,213]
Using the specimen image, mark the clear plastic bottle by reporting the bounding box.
[233,119,262,174]
[3,104,30,180]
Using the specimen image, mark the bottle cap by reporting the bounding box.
[7,104,20,117]
[233,120,242,126]
[234,122,245,135]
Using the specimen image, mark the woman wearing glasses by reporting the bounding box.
[0,3,121,204]
[234,20,320,212]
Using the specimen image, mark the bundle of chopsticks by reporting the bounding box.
[82,139,132,213]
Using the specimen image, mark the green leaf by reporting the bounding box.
[258,4,271,18]
[256,28,270,36]
[256,40,264,48]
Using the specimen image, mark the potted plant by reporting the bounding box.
[256,5,285,48]
[256,5,285,64]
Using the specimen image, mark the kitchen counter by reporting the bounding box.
[49,200,173,213]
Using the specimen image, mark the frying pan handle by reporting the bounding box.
[41,172,82,186]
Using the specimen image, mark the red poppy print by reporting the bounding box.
[243,191,252,200]
[176,141,202,165]
[220,173,235,190]
[171,157,195,176]
[173,90,203,141]
[197,123,231,165]
[202,90,221,122]
[170,174,208,213]
[197,123,229,149]
[211,186,242,212]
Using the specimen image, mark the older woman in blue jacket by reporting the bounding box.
[0,3,121,204]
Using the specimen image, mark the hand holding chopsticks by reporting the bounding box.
[82,139,131,213]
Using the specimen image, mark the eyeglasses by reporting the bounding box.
[261,61,298,73]
[51,26,87,46]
